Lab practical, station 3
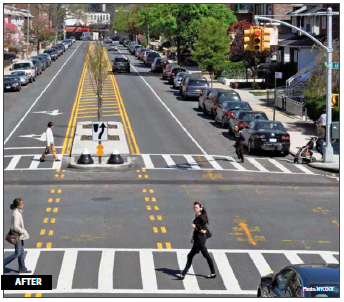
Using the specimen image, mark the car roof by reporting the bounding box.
[14,60,32,63]
[291,264,339,285]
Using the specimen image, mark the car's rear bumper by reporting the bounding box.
[253,141,290,152]
[185,92,203,97]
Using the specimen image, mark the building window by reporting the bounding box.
[322,16,326,29]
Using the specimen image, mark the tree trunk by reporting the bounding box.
[176,36,181,65]
[210,70,213,88]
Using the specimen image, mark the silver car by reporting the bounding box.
[11,71,30,85]
[173,72,186,89]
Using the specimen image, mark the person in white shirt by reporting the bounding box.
[4,198,31,273]
[40,121,60,162]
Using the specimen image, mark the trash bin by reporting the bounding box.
[331,122,339,140]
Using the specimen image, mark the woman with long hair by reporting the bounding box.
[176,201,216,279]
[4,198,31,273]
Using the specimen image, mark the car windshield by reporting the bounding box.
[12,71,25,76]
[255,122,286,131]
[5,76,18,80]
[115,58,128,62]
[148,53,159,58]
[310,285,339,297]
[225,102,250,110]
[13,63,31,70]
[240,112,268,121]
[219,94,241,102]
[188,79,208,86]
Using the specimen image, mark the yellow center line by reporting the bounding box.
[239,222,257,246]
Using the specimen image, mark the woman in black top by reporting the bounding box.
[176,202,216,279]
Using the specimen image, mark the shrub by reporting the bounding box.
[218,61,246,79]
[252,81,260,90]
[304,96,339,122]
[8,46,19,54]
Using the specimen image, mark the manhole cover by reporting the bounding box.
[91,197,112,201]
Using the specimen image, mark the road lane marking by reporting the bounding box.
[293,164,315,174]
[6,155,21,170]
[246,157,269,172]
[268,159,292,173]
[5,42,82,145]
[56,250,78,290]
[140,250,158,291]
[176,251,200,292]
[98,250,115,291]
[184,155,201,170]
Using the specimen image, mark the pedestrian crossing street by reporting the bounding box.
[4,154,63,171]
[139,154,317,175]
[4,248,338,296]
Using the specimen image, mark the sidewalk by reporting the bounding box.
[204,77,339,172]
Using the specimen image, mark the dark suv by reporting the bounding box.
[203,89,241,117]
[144,52,160,66]
[181,77,208,99]
[112,56,130,73]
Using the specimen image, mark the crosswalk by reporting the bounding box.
[4,154,63,171]
[4,248,338,295]
[139,154,316,175]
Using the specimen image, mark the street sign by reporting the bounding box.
[92,122,108,141]
[275,72,283,79]
[332,62,339,69]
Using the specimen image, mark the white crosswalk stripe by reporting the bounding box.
[4,248,338,295]
[4,154,63,171]
[139,154,319,176]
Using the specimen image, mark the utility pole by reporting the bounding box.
[26,4,30,58]
[254,8,339,162]
[323,7,334,163]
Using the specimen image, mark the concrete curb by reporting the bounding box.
[290,149,339,173]
[68,157,133,171]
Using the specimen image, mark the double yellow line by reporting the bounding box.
[61,44,140,156]
[104,48,140,155]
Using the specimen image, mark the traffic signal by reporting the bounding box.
[253,27,262,51]
[261,28,271,51]
[331,94,339,109]
[243,28,253,51]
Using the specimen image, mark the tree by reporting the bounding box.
[84,42,109,121]
[4,20,20,47]
[112,6,130,32]
[191,18,231,87]
[228,20,272,79]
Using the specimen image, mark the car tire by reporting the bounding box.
[248,140,254,154]
[33,77,36,82]
[211,109,216,118]
[222,117,226,129]
[203,105,207,115]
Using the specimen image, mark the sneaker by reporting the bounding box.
[54,159,61,162]
[40,158,45,162]
[19,270,32,274]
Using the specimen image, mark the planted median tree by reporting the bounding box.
[191,18,231,88]
[84,42,109,121]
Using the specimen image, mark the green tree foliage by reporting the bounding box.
[112,6,130,32]
[191,18,231,87]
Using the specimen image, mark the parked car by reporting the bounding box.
[144,51,160,66]
[163,64,179,80]
[4,51,16,64]
[52,45,63,56]
[257,264,339,297]
[70,36,76,43]
[44,48,58,61]
[57,43,66,52]
[151,57,167,72]
[198,87,217,111]
[241,120,290,155]
[140,50,150,61]
[228,111,268,133]
[10,60,36,82]
[31,55,47,70]
[30,58,43,76]
[181,77,208,99]
[168,66,186,84]
[203,89,241,117]
[131,45,141,55]
[112,56,130,73]
[172,71,186,89]
[123,39,131,46]
[215,101,252,127]
[119,37,126,44]
[4,75,21,91]
[135,47,145,58]
[11,71,30,85]
[38,53,51,66]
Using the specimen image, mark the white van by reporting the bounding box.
[10,60,36,83]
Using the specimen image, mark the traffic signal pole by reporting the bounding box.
[254,7,338,162]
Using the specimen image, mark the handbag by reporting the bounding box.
[5,229,20,245]
[206,229,212,239]
[45,146,50,154]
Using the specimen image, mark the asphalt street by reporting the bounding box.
[3,42,339,297]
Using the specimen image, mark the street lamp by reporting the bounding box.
[26,4,30,58]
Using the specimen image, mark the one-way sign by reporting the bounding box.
[92,122,108,141]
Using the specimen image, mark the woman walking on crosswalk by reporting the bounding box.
[176,202,216,280]
[40,121,60,162]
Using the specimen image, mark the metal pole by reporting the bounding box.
[273,76,276,121]
[323,7,333,162]
[98,141,102,164]
[27,4,30,58]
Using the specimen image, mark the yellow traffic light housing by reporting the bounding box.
[243,28,253,51]
[261,28,271,51]
[253,28,262,51]
[331,94,339,109]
